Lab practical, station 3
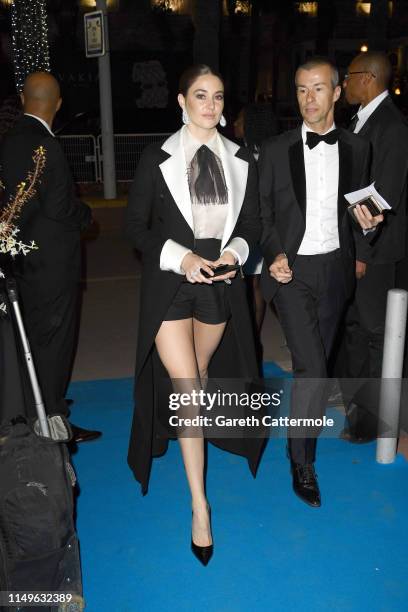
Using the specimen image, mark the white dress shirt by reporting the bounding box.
[297,123,340,255]
[353,90,389,134]
[24,113,54,136]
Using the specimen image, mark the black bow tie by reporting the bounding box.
[306,129,339,149]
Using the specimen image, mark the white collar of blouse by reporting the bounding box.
[182,125,219,165]
[162,125,240,159]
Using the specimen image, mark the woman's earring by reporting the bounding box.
[219,114,227,127]
[182,108,190,125]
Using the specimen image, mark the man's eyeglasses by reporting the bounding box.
[344,71,376,80]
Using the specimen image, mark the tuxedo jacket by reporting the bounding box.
[258,126,371,302]
[0,115,91,304]
[353,96,408,264]
[125,128,263,492]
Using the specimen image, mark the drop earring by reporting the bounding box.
[219,114,227,127]
[182,108,190,125]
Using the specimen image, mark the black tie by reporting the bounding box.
[348,114,359,132]
[306,129,339,149]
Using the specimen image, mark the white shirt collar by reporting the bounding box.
[182,124,219,164]
[24,113,54,136]
[301,122,336,144]
[354,90,389,132]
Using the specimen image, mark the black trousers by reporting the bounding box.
[342,263,396,380]
[336,263,396,437]
[396,255,408,378]
[0,294,27,424]
[273,250,347,465]
[18,286,80,418]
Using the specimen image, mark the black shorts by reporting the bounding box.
[164,281,231,324]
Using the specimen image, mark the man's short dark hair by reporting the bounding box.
[296,57,339,89]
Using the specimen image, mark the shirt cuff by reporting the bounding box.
[221,237,249,265]
[363,228,376,236]
[159,239,192,274]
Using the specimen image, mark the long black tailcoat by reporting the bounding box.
[125,128,263,493]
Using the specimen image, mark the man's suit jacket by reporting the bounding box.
[354,96,408,265]
[0,115,91,304]
[258,127,371,302]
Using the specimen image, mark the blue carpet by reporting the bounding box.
[69,375,408,612]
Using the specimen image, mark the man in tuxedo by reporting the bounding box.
[259,58,382,506]
[0,72,101,443]
[339,51,408,441]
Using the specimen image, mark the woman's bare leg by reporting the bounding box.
[191,318,227,543]
[193,318,227,383]
[156,318,225,546]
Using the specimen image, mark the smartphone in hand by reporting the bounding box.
[201,264,240,278]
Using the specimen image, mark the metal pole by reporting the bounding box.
[96,0,117,199]
[6,281,50,438]
[376,289,408,464]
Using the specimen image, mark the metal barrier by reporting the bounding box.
[58,126,304,184]
[57,135,98,183]
[97,133,171,182]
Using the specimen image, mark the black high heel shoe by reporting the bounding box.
[191,506,213,566]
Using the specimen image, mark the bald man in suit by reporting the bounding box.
[0,73,101,442]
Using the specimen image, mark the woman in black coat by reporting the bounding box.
[125,65,263,565]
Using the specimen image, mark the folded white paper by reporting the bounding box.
[344,182,392,211]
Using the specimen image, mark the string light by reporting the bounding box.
[234,0,251,14]
[10,0,51,93]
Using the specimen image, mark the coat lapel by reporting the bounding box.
[356,96,389,138]
[159,128,249,246]
[289,132,306,218]
[159,129,194,231]
[337,135,353,224]
[217,133,248,249]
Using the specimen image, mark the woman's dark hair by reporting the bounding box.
[179,64,224,96]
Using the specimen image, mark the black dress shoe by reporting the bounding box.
[70,424,102,443]
[291,462,321,507]
[343,402,378,443]
[191,507,213,566]
[191,540,213,566]
[340,428,376,444]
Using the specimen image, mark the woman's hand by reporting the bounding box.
[211,251,238,283]
[181,252,215,284]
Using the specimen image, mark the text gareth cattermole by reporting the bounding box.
[168,390,282,411]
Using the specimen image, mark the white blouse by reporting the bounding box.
[182,126,228,240]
